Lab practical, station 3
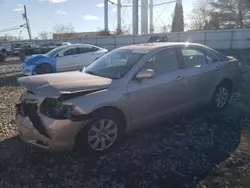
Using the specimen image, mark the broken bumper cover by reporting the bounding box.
[15,103,87,152]
[22,64,36,76]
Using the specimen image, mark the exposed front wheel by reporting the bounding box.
[32,63,53,75]
[76,110,124,154]
[212,84,231,109]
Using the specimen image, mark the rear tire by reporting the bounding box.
[75,110,125,155]
[2,50,8,58]
[32,63,53,75]
[0,53,6,62]
[211,83,232,110]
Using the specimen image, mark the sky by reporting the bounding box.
[0,0,193,39]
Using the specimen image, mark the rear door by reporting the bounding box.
[178,46,219,105]
[76,46,99,68]
[128,48,188,126]
[56,47,79,72]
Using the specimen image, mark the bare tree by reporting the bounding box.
[2,34,20,41]
[188,0,213,30]
[121,24,131,35]
[161,25,168,33]
[211,0,250,29]
[53,22,75,34]
[38,30,52,39]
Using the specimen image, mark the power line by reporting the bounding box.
[0,25,21,31]
[0,28,20,33]
[154,4,170,22]
[0,24,26,33]
[121,0,131,23]
[108,4,116,30]
[151,1,176,32]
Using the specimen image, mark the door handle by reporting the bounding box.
[215,66,220,71]
[176,76,184,81]
[73,55,77,58]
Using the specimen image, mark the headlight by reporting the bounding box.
[40,98,76,119]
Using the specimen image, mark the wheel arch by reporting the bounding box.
[1,49,8,56]
[89,106,127,132]
[37,62,56,72]
[217,79,233,91]
[1,48,7,53]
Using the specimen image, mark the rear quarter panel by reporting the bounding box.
[216,57,242,92]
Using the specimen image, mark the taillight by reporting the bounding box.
[236,62,242,68]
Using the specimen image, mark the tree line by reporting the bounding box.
[187,0,250,31]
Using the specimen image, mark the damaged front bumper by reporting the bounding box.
[15,98,89,152]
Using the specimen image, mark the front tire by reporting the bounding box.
[76,110,125,155]
[32,63,53,75]
[212,83,231,109]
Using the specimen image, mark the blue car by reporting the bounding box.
[22,44,108,76]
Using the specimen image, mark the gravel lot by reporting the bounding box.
[0,52,250,188]
[0,57,22,76]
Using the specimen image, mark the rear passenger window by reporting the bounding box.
[181,48,207,68]
[206,50,220,63]
[78,46,99,54]
[208,49,228,62]
[142,48,179,75]
[64,48,77,56]
[92,46,99,51]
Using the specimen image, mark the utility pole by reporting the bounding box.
[141,0,148,34]
[23,5,32,40]
[132,0,139,35]
[149,0,153,34]
[117,0,122,34]
[104,0,109,31]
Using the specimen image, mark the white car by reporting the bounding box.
[22,44,108,75]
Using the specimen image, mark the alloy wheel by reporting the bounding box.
[87,119,118,151]
[215,86,229,108]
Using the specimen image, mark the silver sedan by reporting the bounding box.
[16,42,242,154]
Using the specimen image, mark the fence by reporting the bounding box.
[1,28,250,50]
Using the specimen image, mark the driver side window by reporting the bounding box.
[141,48,179,76]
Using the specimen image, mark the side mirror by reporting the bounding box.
[57,53,64,57]
[135,69,155,80]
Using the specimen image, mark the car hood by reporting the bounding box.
[18,71,112,98]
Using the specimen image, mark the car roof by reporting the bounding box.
[118,42,207,51]
[70,43,94,47]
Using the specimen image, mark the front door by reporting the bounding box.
[128,48,188,126]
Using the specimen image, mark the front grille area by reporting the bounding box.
[17,100,51,139]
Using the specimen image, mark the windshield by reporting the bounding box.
[84,49,146,79]
[46,46,67,56]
